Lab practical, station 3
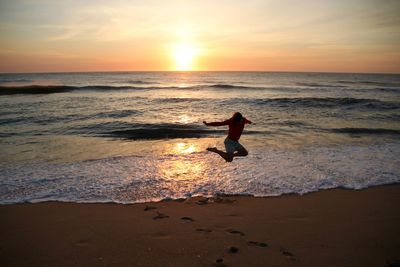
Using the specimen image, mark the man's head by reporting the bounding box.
[232,112,243,122]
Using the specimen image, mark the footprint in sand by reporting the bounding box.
[228,246,239,254]
[247,241,269,247]
[226,229,245,236]
[153,212,169,220]
[280,248,294,257]
[213,197,236,204]
[196,198,209,205]
[181,216,195,222]
[196,228,212,233]
[144,205,156,211]
[215,258,227,267]
[280,248,296,261]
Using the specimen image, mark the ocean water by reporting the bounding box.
[0,71,399,204]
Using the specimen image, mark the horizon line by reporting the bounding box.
[1,70,399,75]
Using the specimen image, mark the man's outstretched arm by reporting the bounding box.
[203,120,230,126]
[244,118,253,124]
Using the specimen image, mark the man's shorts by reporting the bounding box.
[224,137,245,154]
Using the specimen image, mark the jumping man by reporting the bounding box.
[203,112,252,162]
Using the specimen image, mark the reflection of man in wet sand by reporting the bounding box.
[203,112,252,162]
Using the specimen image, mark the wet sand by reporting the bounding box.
[1,185,399,267]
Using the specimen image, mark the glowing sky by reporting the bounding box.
[0,0,399,73]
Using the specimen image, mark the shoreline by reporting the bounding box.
[1,182,399,206]
[1,184,399,266]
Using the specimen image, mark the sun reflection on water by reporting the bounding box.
[159,157,206,181]
[156,142,207,181]
[177,114,192,124]
[174,142,197,153]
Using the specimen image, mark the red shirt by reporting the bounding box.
[209,118,251,141]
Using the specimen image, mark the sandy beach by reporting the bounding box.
[0,184,399,267]
[1,1,400,266]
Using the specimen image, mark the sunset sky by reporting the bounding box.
[0,0,399,73]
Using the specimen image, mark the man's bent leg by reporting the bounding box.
[207,147,233,162]
[225,153,234,162]
[234,147,248,157]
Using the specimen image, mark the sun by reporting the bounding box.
[172,43,197,71]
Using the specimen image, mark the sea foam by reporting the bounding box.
[1,142,399,204]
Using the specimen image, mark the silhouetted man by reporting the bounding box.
[203,112,252,162]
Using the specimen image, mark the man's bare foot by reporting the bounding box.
[206,147,218,152]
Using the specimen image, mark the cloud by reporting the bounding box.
[1,0,399,72]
